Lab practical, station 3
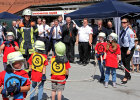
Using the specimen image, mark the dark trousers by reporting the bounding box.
[66,43,75,62]
[37,37,49,55]
[78,42,90,63]
[121,47,135,78]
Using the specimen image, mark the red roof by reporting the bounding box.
[0,0,92,14]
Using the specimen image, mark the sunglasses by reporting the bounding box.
[121,22,127,24]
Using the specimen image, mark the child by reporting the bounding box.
[51,42,71,100]
[95,32,107,83]
[0,51,31,100]
[132,38,140,73]
[0,32,19,69]
[28,40,48,100]
[104,33,121,88]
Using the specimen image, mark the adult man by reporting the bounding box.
[42,18,50,54]
[50,19,62,55]
[119,18,135,84]
[62,17,78,63]
[37,18,44,39]
[58,16,65,27]
[9,21,19,43]
[17,9,38,62]
[76,18,93,66]
[93,20,107,45]
[106,21,115,35]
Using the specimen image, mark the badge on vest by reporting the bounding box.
[51,58,66,75]
[32,53,46,72]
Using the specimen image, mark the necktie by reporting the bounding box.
[56,26,58,39]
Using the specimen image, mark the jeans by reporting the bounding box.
[0,38,3,45]
[30,81,44,100]
[98,60,105,79]
[105,67,116,82]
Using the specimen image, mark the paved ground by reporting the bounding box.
[0,46,140,100]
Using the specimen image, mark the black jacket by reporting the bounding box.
[92,26,108,44]
[62,22,78,44]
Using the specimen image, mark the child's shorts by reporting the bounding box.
[133,57,140,64]
[52,82,65,91]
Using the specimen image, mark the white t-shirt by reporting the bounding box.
[78,25,93,42]
[37,24,44,37]
[52,25,62,39]
[43,24,50,37]
[0,25,3,38]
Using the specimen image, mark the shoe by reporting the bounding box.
[78,61,83,65]
[99,78,104,83]
[128,76,131,80]
[137,70,140,73]
[113,82,117,88]
[131,71,134,73]
[121,81,127,84]
[104,82,108,88]
[83,62,88,66]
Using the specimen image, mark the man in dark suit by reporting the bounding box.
[9,21,19,43]
[93,20,108,45]
[62,17,78,63]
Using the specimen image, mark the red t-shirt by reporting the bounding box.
[28,53,48,82]
[0,70,31,100]
[105,44,121,68]
[51,56,71,84]
[1,41,19,62]
[95,42,107,60]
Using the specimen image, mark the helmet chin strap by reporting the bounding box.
[9,61,26,71]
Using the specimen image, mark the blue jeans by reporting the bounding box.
[0,38,3,45]
[98,60,105,79]
[105,67,116,82]
[30,81,44,100]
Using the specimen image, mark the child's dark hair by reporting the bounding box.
[5,64,13,73]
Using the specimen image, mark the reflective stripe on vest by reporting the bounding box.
[4,72,27,99]
[19,27,35,54]
[51,58,66,75]
[32,52,46,72]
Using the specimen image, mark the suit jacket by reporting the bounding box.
[49,25,62,41]
[62,22,78,44]
[93,26,108,44]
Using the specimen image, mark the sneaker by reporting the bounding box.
[104,82,108,88]
[113,82,117,88]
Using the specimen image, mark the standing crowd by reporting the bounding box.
[0,8,139,100]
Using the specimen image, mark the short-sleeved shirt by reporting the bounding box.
[51,56,71,84]
[1,41,19,62]
[95,42,107,60]
[0,70,31,100]
[28,53,48,82]
[105,44,121,68]
[78,25,93,42]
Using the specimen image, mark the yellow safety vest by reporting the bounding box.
[51,57,66,75]
[32,52,46,72]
